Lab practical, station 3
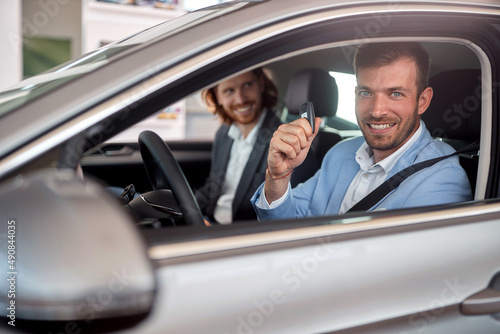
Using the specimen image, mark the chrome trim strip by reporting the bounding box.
[148,202,500,260]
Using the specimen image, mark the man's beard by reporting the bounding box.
[362,107,419,152]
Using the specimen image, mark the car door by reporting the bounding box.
[128,2,500,332]
[1,1,500,333]
[137,202,500,333]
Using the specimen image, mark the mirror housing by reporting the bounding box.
[0,170,155,322]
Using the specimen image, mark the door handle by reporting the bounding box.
[461,288,500,315]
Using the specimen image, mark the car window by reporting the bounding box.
[1,2,493,224]
[329,71,357,127]
[106,70,358,144]
[106,92,219,143]
[0,1,258,119]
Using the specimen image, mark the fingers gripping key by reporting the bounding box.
[300,101,315,133]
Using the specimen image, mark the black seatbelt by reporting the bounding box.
[346,140,480,213]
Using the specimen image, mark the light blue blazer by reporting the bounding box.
[251,122,473,220]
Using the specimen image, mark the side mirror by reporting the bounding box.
[0,170,155,326]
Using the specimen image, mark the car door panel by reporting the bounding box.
[135,202,500,333]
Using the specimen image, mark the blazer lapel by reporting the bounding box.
[232,111,278,216]
[322,156,359,215]
[206,125,233,214]
[217,135,233,173]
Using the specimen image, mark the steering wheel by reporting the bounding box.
[138,130,205,227]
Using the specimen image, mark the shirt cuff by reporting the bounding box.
[256,182,291,209]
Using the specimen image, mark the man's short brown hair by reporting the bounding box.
[353,42,431,96]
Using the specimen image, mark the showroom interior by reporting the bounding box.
[0,0,222,91]
[0,1,226,140]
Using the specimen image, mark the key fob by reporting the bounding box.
[299,101,315,133]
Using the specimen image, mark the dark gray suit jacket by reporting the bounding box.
[195,109,319,223]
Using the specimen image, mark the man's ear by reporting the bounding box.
[418,86,433,115]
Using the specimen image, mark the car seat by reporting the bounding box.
[421,69,481,193]
[284,68,343,162]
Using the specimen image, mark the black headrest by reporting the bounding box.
[285,68,338,117]
[423,69,481,141]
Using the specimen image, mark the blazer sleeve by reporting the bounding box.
[373,156,472,211]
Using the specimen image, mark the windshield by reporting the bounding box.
[0,1,254,118]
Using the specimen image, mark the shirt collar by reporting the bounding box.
[227,108,267,145]
[356,120,424,173]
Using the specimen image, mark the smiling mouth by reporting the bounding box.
[368,123,395,130]
[234,105,251,113]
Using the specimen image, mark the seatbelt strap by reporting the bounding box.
[346,140,480,213]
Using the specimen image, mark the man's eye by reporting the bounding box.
[359,91,370,97]
[391,92,402,97]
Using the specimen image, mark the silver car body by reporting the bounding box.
[0,0,500,333]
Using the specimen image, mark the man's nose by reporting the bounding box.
[369,94,388,118]
[234,90,247,104]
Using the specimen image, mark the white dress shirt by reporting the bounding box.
[213,110,267,224]
[339,122,423,214]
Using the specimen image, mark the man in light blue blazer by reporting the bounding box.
[251,42,472,220]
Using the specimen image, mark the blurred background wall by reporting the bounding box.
[0,1,22,90]
[0,0,227,140]
[0,0,223,91]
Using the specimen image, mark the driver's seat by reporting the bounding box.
[284,68,343,163]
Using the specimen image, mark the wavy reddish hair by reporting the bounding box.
[202,68,278,124]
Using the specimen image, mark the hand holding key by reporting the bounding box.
[300,101,316,133]
[265,102,319,191]
[265,102,321,202]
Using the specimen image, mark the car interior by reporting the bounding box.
[271,42,483,197]
[80,40,484,227]
[282,68,343,162]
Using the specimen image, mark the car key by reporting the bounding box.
[300,101,316,133]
